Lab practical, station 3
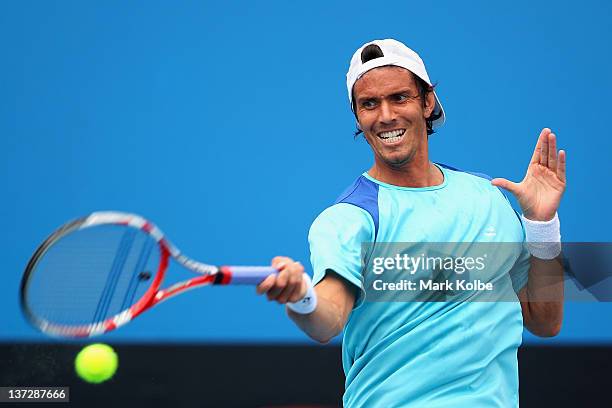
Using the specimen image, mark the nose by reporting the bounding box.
[379,100,396,124]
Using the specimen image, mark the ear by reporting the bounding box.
[424,91,435,119]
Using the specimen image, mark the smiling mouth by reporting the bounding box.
[377,129,406,144]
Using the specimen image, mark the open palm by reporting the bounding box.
[492,128,566,221]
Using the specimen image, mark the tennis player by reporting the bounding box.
[257,39,565,407]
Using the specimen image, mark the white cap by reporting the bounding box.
[346,39,445,129]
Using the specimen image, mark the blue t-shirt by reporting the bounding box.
[308,163,530,408]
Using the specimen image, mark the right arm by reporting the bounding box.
[289,269,355,344]
[257,203,370,342]
[257,257,356,344]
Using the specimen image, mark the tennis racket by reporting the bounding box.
[20,211,282,338]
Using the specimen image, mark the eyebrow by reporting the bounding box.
[356,88,416,102]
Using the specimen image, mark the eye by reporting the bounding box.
[360,99,377,110]
[391,93,410,103]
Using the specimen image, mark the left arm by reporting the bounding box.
[518,255,564,337]
[492,128,566,337]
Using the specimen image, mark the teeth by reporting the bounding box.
[384,135,402,143]
[378,129,405,139]
[378,129,405,143]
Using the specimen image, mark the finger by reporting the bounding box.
[276,262,304,303]
[277,272,302,304]
[540,129,550,167]
[557,150,566,183]
[491,178,521,195]
[272,256,292,271]
[530,128,550,164]
[256,274,276,295]
[548,133,557,171]
[267,269,289,300]
[288,277,308,303]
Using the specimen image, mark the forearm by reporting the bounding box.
[257,260,355,343]
[521,255,564,336]
[287,293,347,344]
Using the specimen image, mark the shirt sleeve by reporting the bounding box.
[308,203,375,307]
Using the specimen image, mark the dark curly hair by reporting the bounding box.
[351,44,441,138]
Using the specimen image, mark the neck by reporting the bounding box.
[368,153,443,188]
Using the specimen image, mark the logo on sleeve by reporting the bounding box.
[484,226,497,237]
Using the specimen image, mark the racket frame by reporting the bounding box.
[20,211,275,338]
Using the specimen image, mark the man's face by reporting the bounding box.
[353,66,435,169]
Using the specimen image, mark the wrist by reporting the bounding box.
[522,211,557,222]
[286,274,318,314]
[522,212,562,260]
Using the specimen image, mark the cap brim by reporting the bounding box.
[431,91,445,129]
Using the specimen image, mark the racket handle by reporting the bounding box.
[224,266,278,285]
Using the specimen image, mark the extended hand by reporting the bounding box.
[256,256,308,303]
[492,128,566,221]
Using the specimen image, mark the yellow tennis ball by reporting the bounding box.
[74,343,118,384]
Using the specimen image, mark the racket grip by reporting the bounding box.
[225,266,278,285]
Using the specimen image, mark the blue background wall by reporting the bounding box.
[2,0,611,344]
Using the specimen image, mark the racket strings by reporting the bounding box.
[24,224,160,327]
[121,237,155,312]
[92,229,136,324]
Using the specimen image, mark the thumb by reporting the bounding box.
[491,178,521,194]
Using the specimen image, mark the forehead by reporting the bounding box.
[353,66,417,99]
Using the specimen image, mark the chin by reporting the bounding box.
[383,155,414,168]
[382,149,415,165]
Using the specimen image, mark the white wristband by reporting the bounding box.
[521,212,562,260]
[287,273,318,314]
